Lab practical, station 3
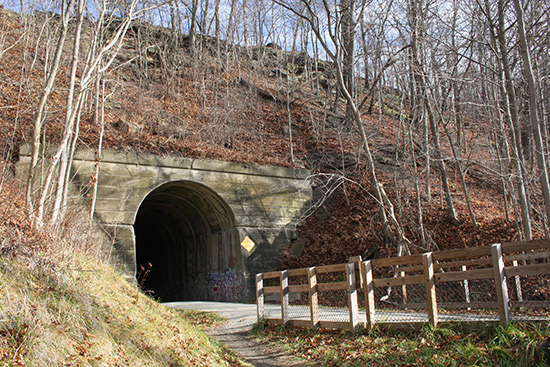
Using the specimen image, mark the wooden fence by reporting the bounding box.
[255,239,550,329]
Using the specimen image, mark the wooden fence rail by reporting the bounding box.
[256,239,550,329]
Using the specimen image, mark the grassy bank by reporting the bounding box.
[0,250,246,366]
[0,177,246,366]
[251,321,550,366]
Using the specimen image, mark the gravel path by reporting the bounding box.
[164,301,316,367]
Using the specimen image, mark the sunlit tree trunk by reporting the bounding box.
[409,0,458,224]
[341,0,356,120]
[26,0,74,225]
[189,0,199,52]
[274,0,411,251]
[49,0,86,226]
[513,0,550,229]
[490,0,532,239]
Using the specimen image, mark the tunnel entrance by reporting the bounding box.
[134,181,244,302]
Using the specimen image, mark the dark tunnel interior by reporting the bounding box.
[134,181,241,302]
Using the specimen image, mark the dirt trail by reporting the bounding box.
[165,301,316,367]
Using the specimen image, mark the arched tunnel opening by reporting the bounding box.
[134,181,245,302]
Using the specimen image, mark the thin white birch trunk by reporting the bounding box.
[26,0,75,222]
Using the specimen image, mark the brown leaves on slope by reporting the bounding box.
[280,165,521,270]
[0,176,53,259]
[0,10,529,269]
[0,7,350,170]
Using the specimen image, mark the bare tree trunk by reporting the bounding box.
[242,0,249,45]
[286,83,295,163]
[341,0,356,121]
[423,111,431,201]
[440,110,477,226]
[360,20,370,91]
[408,0,430,202]
[32,0,140,228]
[513,0,550,228]
[425,96,460,224]
[189,0,199,52]
[405,95,427,247]
[274,0,411,251]
[491,84,512,223]
[49,0,86,226]
[169,0,181,38]
[26,0,75,223]
[90,77,106,225]
[214,0,221,55]
[58,95,85,223]
[485,0,532,239]
[449,0,463,154]
[408,0,458,224]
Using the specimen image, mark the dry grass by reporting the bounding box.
[0,175,240,366]
[252,322,550,366]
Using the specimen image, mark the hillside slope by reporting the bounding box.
[0,8,537,271]
[0,180,241,366]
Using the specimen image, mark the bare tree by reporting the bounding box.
[513,0,550,229]
[274,0,411,251]
[408,0,459,225]
[26,0,146,228]
[26,0,75,220]
[481,0,532,239]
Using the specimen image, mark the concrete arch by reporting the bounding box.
[134,181,245,302]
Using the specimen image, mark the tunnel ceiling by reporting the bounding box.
[134,181,241,302]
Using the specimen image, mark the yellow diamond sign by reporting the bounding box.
[241,236,255,252]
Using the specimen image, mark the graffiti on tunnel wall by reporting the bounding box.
[210,270,246,302]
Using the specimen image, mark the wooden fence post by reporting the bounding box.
[256,273,264,320]
[491,243,510,326]
[349,256,363,290]
[346,263,359,329]
[307,267,319,328]
[462,265,471,310]
[280,270,289,324]
[361,260,376,328]
[400,267,408,305]
[423,252,438,327]
[512,260,523,302]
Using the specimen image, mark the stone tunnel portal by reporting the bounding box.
[134,181,245,302]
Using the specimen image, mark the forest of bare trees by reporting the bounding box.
[1,0,550,254]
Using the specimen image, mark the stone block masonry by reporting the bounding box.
[18,145,311,302]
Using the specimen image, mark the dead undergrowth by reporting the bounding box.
[0,175,246,366]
